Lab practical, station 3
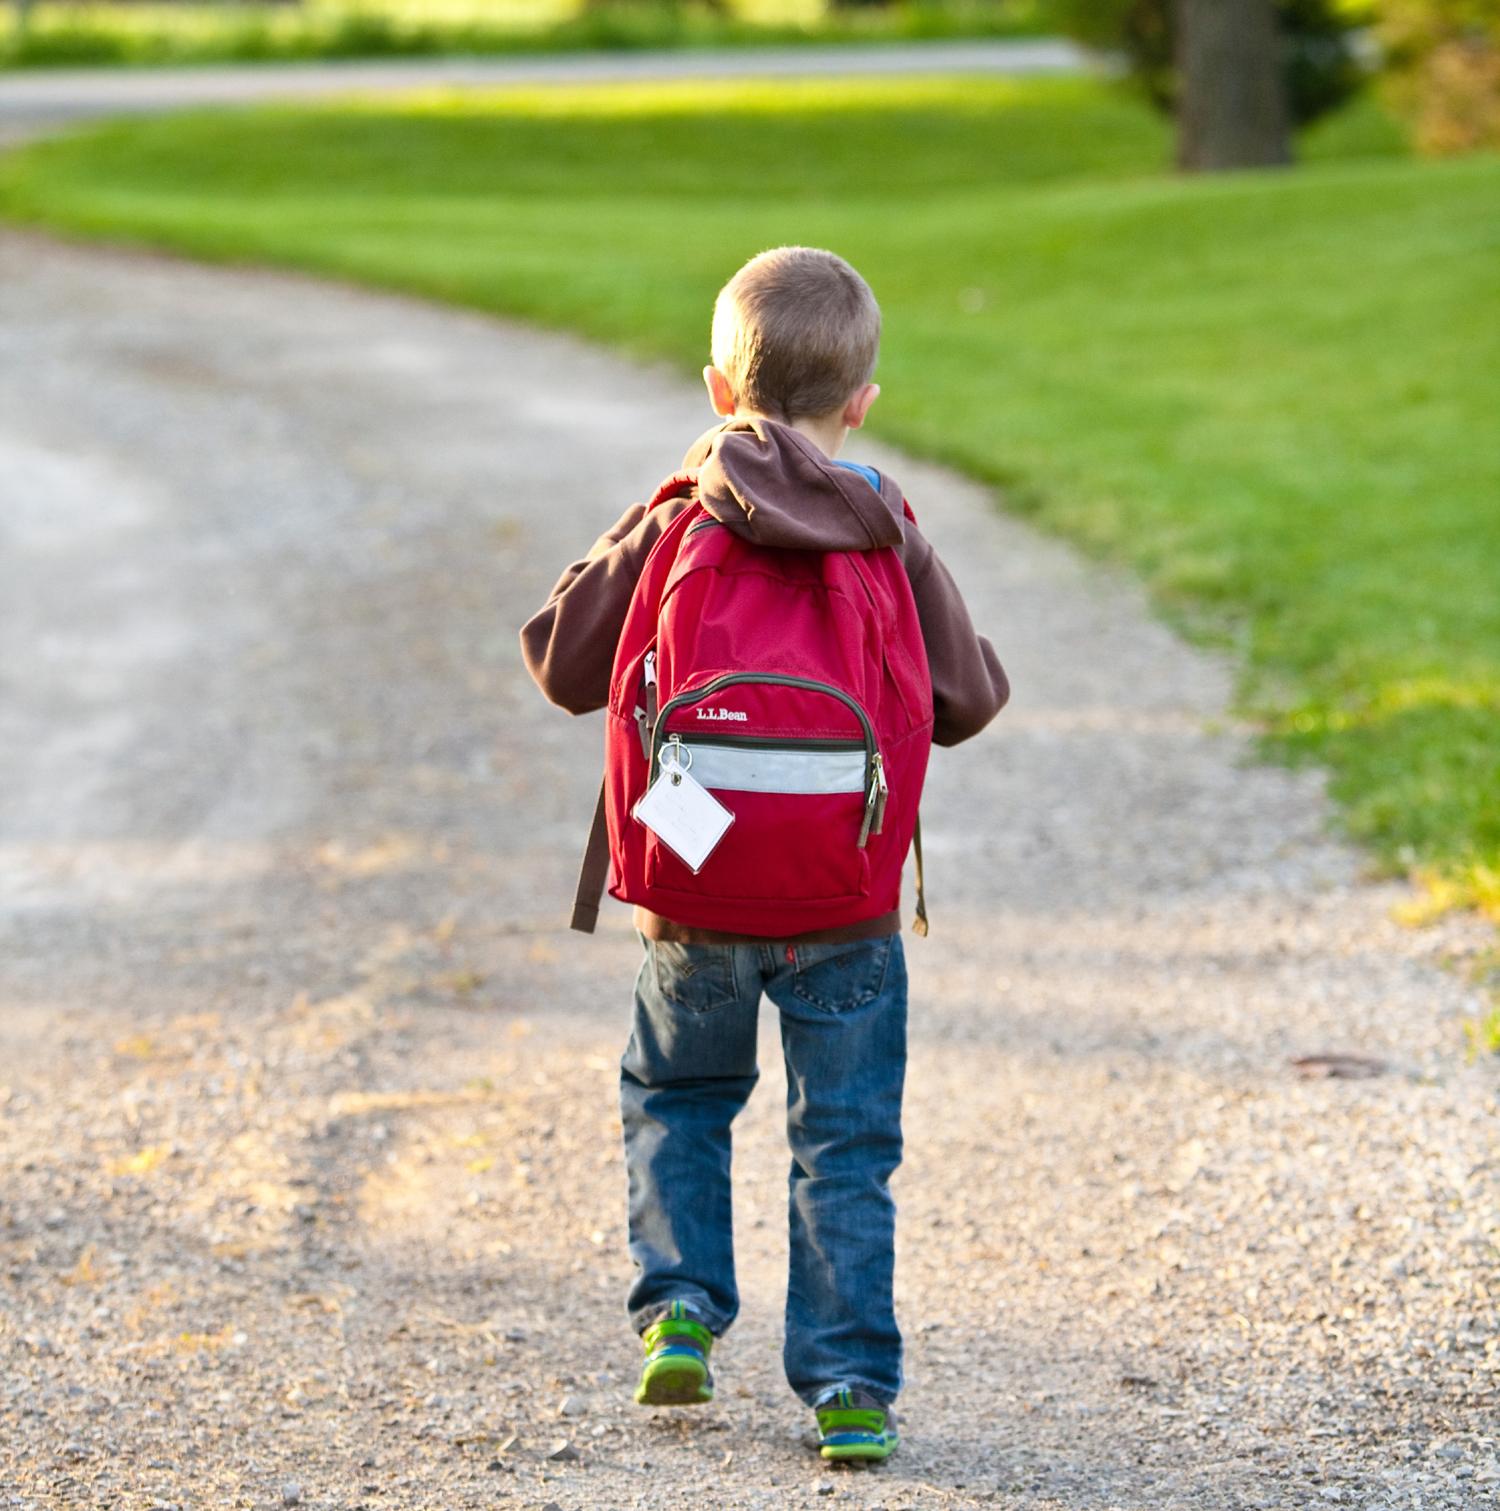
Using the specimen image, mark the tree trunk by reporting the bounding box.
[1175,0,1292,171]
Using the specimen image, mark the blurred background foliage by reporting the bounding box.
[0,0,1053,68]
[1054,0,1370,128]
[1376,0,1500,152]
[3,0,1496,158]
[1052,0,1500,155]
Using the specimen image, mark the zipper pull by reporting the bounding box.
[665,733,686,786]
[638,649,660,760]
[642,651,659,733]
[858,781,877,848]
[871,751,888,836]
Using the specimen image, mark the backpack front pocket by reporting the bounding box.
[644,780,872,902]
[640,675,882,905]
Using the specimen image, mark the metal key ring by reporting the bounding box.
[658,742,693,773]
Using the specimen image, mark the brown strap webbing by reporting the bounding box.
[570,778,611,934]
[911,811,929,937]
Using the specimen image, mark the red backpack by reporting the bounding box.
[570,473,933,938]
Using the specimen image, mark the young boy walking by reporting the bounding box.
[520,247,1008,1461]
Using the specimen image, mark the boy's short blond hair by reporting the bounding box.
[710,246,881,423]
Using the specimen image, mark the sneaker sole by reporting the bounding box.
[634,1355,713,1406]
[820,1434,898,1462]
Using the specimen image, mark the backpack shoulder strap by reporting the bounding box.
[571,779,611,934]
[570,474,701,935]
[911,811,928,936]
[646,471,699,511]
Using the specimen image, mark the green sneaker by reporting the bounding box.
[814,1387,899,1462]
[634,1302,714,1406]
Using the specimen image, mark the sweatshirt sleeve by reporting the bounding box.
[903,525,1010,747]
[519,501,677,715]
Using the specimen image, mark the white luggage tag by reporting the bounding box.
[633,739,734,874]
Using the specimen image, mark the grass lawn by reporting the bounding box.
[1,76,1496,917]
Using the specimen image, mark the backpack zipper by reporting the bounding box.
[649,672,882,848]
[677,733,864,753]
[634,650,658,758]
[869,750,888,837]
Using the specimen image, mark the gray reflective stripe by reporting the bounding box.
[681,743,866,795]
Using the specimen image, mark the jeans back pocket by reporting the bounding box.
[650,940,740,1014]
[789,936,893,1015]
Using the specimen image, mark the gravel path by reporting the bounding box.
[1,230,1495,1511]
[0,40,1088,143]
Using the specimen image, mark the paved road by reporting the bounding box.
[0,231,1494,1509]
[0,39,1089,141]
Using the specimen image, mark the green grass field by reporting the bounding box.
[1,76,1496,917]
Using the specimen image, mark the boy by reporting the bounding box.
[520,246,1007,1461]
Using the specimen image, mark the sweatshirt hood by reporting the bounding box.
[682,418,904,552]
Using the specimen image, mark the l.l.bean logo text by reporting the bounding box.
[696,707,748,722]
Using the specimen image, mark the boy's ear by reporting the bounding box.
[843,383,880,431]
[704,366,738,418]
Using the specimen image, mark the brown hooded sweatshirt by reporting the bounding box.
[520,418,1009,944]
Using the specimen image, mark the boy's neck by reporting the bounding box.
[736,410,846,460]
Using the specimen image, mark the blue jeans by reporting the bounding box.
[619,932,907,1407]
